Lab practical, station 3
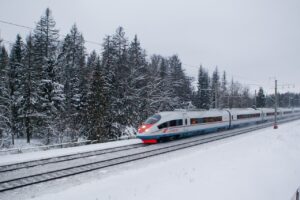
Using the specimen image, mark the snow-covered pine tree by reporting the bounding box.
[195,65,210,109]
[19,34,39,143]
[229,79,243,108]
[0,45,11,146]
[211,67,220,108]
[219,71,228,108]
[32,8,65,144]
[256,87,266,108]
[101,35,119,138]
[141,55,168,117]
[168,55,192,109]
[155,55,174,111]
[8,34,25,142]
[126,35,148,128]
[241,87,251,107]
[58,24,86,140]
[110,27,130,133]
[86,56,109,141]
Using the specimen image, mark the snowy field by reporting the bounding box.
[2,120,300,200]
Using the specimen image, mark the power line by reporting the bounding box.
[0,19,102,46]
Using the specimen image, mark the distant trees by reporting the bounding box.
[256,87,266,108]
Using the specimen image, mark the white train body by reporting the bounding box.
[137,107,300,144]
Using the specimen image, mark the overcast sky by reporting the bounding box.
[1,0,300,94]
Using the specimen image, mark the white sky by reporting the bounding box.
[1,0,300,94]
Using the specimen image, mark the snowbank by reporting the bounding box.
[0,139,141,166]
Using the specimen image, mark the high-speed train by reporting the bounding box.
[137,107,300,144]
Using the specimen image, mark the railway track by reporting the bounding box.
[0,143,145,173]
[0,116,299,193]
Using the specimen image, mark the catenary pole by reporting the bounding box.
[274,79,278,129]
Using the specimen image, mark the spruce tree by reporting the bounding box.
[126,35,148,127]
[256,87,266,108]
[211,67,220,108]
[58,24,86,140]
[220,71,228,108]
[8,34,25,143]
[19,34,38,143]
[196,65,210,109]
[86,57,108,141]
[0,45,10,145]
[32,8,65,144]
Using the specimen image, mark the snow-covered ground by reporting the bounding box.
[0,139,141,166]
[2,120,300,200]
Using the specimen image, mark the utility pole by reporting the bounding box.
[254,89,257,108]
[274,79,278,129]
[215,84,218,109]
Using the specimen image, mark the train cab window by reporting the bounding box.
[144,114,161,124]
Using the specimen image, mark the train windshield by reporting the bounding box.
[144,114,161,124]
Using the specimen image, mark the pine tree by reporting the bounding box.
[126,35,148,127]
[211,67,220,108]
[195,65,210,109]
[256,87,266,108]
[220,71,228,108]
[0,45,10,146]
[58,24,86,140]
[8,34,25,143]
[19,34,39,143]
[86,57,109,141]
[168,55,192,108]
[32,8,65,144]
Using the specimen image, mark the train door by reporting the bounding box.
[183,112,189,132]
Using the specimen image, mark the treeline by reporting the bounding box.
[0,8,299,146]
[0,8,193,145]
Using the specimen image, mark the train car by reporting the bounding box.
[228,108,262,128]
[137,107,300,144]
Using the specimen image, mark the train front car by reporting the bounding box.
[137,112,185,144]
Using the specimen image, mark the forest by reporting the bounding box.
[0,8,299,147]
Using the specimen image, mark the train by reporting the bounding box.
[137,107,300,144]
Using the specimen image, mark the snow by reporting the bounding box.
[21,119,300,200]
[0,139,141,166]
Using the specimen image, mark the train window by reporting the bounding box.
[169,119,183,127]
[158,119,183,129]
[237,113,260,119]
[190,118,203,124]
[190,117,222,124]
[203,116,222,123]
[158,122,168,129]
[169,120,177,127]
[284,111,292,114]
[144,114,161,124]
